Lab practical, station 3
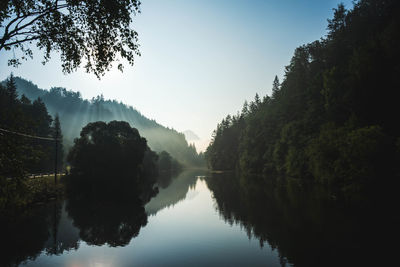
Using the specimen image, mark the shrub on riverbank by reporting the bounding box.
[0,175,64,210]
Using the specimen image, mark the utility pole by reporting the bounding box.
[54,126,58,185]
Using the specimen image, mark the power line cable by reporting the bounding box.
[0,127,61,141]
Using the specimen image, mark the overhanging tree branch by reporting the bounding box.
[3,36,41,47]
[0,0,141,78]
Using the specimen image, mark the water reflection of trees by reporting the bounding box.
[0,168,160,265]
[44,202,80,255]
[66,196,147,247]
[206,173,399,267]
[64,167,158,247]
[145,170,205,216]
[0,201,79,267]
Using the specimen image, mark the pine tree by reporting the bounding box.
[255,93,261,106]
[241,100,249,117]
[6,73,18,102]
[53,114,64,171]
[272,75,280,98]
[20,94,31,105]
[249,99,258,113]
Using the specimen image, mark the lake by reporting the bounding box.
[0,170,397,266]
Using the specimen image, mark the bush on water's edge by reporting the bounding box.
[0,174,66,212]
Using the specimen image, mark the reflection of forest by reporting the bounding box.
[0,176,157,265]
[66,196,148,247]
[0,170,208,266]
[44,202,80,254]
[206,173,399,267]
[0,201,79,267]
[4,170,396,266]
[0,197,150,265]
[145,170,207,216]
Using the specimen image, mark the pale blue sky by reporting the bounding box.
[0,0,353,151]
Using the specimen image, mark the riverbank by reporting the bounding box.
[0,174,66,211]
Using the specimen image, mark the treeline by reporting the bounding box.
[0,75,64,207]
[10,77,204,167]
[206,0,400,197]
[0,75,63,177]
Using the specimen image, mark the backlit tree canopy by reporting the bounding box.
[0,0,141,78]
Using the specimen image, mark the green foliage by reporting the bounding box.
[53,114,63,171]
[0,175,64,209]
[308,125,391,194]
[68,121,147,176]
[0,74,62,173]
[158,151,182,173]
[206,0,400,196]
[0,75,64,209]
[206,114,244,171]
[67,121,160,202]
[0,0,141,77]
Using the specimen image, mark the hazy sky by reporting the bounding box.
[0,0,353,151]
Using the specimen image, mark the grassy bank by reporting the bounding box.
[0,174,66,210]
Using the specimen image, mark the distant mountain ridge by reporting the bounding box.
[183,130,200,141]
[8,76,204,166]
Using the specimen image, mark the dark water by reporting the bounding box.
[0,171,398,266]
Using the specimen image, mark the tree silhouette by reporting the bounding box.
[272,75,280,98]
[53,113,63,172]
[5,73,18,102]
[67,121,159,201]
[0,0,141,78]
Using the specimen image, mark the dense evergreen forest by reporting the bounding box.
[0,75,62,177]
[4,77,203,167]
[0,75,64,207]
[206,0,400,198]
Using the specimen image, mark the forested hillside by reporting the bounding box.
[0,76,60,177]
[206,0,400,197]
[0,75,65,208]
[8,77,203,166]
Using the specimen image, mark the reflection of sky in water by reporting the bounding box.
[183,188,199,201]
[22,176,281,267]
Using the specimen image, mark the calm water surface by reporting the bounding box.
[2,170,397,266]
[2,171,283,266]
